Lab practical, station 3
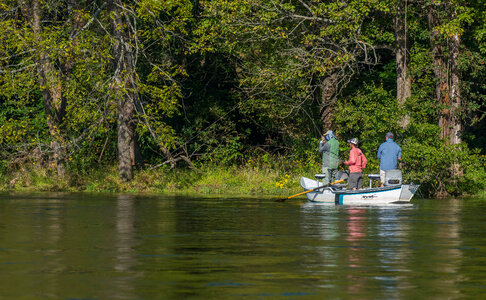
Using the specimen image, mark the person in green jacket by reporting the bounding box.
[318,130,339,185]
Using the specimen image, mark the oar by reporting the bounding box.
[275,179,345,202]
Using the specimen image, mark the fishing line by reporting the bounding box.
[300,106,323,138]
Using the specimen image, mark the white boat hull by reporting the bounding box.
[300,176,419,205]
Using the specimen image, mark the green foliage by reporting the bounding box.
[333,80,486,196]
[134,0,196,160]
[194,0,400,154]
[0,0,485,197]
[334,83,402,159]
[404,139,486,196]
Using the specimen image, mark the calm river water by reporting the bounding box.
[1,193,485,299]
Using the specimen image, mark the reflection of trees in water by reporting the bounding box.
[345,208,367,295]
[115,195,135,272]
[42,196,64,297]
[399,199,463,299]
[167,198,292,298]
[298,204,372,295]
[114,194,137,299]
[0,195,470,298]
[437,199,462,296]
[300,203,465,298]
[375,207,412,297]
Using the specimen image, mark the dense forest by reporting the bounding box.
[0,0,485,197]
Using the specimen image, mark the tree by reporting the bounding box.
[17,0,69,176]
[108,0,139,181]
[196,0,393,146]
[134,0,195,169]
[0,0,111,176]
[427,0,472,145]
[395,0,411,128]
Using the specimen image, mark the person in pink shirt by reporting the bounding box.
[344,138,367,190]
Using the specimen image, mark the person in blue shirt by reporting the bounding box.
[377,132,402,187]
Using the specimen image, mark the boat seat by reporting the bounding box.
[331,170,348,189]
[367,173,380,188]
[368,174,380,180]
[336,170,349,181]
[331,183,347,189]
[385,169,402,186]
[315,171,348,188]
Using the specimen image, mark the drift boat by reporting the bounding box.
[300,170,420,205]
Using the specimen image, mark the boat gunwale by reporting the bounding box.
[301,176,404,195]
[331,185,402,195]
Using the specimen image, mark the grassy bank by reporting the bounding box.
[0,164,310,197]
[3,163,485,199]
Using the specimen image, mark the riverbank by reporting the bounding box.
[2,163,485,198]
[0,164,308,196]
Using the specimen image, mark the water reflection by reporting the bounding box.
[400,199,464,299]
[115,194,136,272]
[0,194,482,299]
[345,208,367,295]
[39,196,65,298]
[375,207,412,297]
[300,202,466,298]
[441,199,463,299]
[114,195,137,299]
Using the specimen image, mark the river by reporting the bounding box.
[0,193,485,299]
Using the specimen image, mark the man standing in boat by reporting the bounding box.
[377,132,402,187]
[344,138,367,190]
[318,130,339,185]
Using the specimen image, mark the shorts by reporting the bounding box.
[348,172,363,189]
[380,170,386,184]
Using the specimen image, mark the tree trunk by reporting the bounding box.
[320,73,338,131]
[20,0,67,177]
[109,0,138,181]
[428,2,463,183]
[117,99,136,181]
[449,32,462,146]
[395,0,411,128]
[428,4,462,146]
[449,23,463,178]
[427,5,451,143]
